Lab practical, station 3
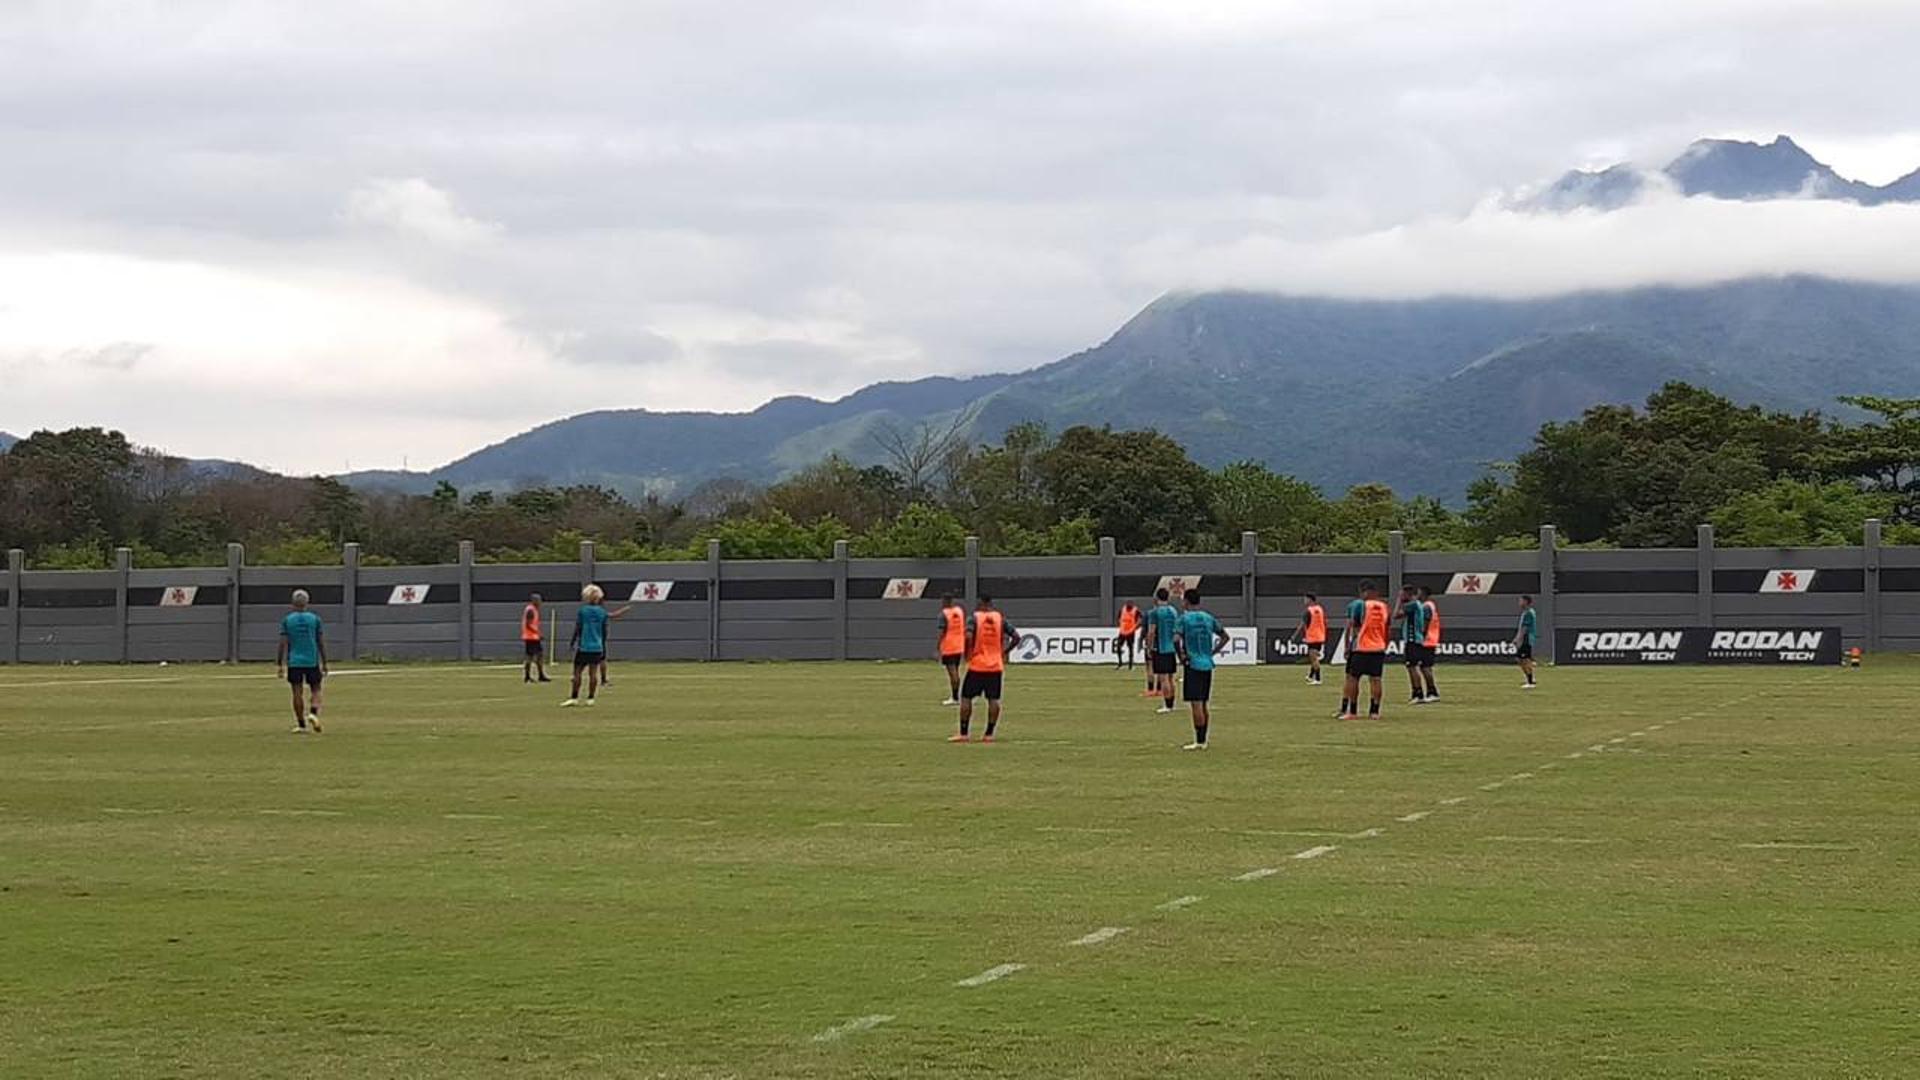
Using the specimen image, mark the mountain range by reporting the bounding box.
[1524,135,1920,212]
[336,275,1920,502]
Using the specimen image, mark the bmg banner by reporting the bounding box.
[1012,626,1260,665]
[1557,627,1842,665]
[1265,627,1522,665]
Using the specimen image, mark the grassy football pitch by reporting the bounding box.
[3,658,1918,1078]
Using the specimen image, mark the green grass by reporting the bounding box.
[3,658,1919,1078]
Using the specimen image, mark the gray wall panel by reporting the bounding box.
[1712,594,1865,617]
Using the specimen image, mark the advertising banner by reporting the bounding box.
[1265,627,1523,665]
[1012,626,1260,665]
[1556,627,1841,665]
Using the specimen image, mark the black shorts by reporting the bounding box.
[1184,667,1214,702]
[1349,651,1387,678]
[573,650,605,670]
[287,666,323,689]
[1114,634,1135,651]
[1517,642,1534,660]
[941,653,964,667]
[960,670,1004,701]
[1404,643,1433,667]
[524,640,543,658]
[1304,639,1327,661]
[1151,651,1177,675]
[1416,643,1438,668]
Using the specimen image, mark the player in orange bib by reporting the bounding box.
[1291,593,1328,685]
[1417,585,1442,702]
[1339,580,1391,720]
[521,592,550,684]
[950,595,1019,743]
[937,595,968,705]
[1115,601,1142,670]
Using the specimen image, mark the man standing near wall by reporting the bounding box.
[1147,588,1181,714]
[1417,585,1442,702]
[563,585,632,707]
[1291,594,1328,686]
[937,595,967,705]
[522,592,550,684]
[1176,589,1229,751]
[1395,585,1430,705]
[950,595,1018,743]
[1114,600,1141,671]
[1515,595,1540,689]
[277,589,326,734]
[1339,581,1390,721]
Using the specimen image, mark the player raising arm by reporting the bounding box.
[563,584,632,707]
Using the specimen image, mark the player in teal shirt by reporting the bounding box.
[1147,590,1182,713]
[1396,585,1431,704]
[1515,595,1539,689]
[277,589,327,733]
[564,584,632,707]
[1174,590,1230,750]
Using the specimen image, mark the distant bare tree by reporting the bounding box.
[871,406,979,501]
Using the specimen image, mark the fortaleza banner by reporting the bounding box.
[1556,627,1843,665]
[1265,627,1522,665]
[1011,626,1260,665]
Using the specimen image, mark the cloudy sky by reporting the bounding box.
[5,0,1920,474]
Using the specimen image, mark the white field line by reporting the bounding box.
[1482,835,1604,845]
[443,813,507,821]
[1068,926,1130,947]
[955,963,1026,988]
[1233,867,1281,882]
[1738,842,1858,851]
[1035,825,1129,835]
[1155,895,1203,912]
[1292,845,1338,861]
[812,1014,895,1042]
[1438,796,1469,806]
[257,808,345,817]
[1508,773,1535,782]
[1396,811,1431,823]
[1478,781,1505,791]
[0,665,524,691]
[101,807,169,815]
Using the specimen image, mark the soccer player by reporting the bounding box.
[1417,585,1442,702]
[1395,584,1430,705]
[522,592,550,684]
[1515,594,1539,689]
[563,585,632,707]
[951,595,1019,743]
[1146,588,1181,713]
[1291,593,1328,684]
[1175,589,1229,750]
[1114,600,1142,670]
[1339,580,1390,720]
[277,589,326,733]
[937,594,967,705]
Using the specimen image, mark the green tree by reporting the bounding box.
[852,503,969,558]
[1709,479,1896,547]
[1209,461,1329,552]
[1036,426,1215,552]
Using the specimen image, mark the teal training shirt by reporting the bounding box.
[1346,598,1366,630]
[1401,600,1427,643]
[1180,610,1224,671]
[1150,604,1180,653]
[280,611,323,668]
[576,604,609,652]
[1519,607,1538,645]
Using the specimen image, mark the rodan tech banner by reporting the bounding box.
[1012,626,1260,665]
[1556,627,1842,665]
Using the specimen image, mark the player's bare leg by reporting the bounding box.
[951,696,973,742]
[1184,700,1209,749]
[290,684,307,731]
[1339,671,1361,720]
[307,682,324,731]
[944,661,961,704]
[983,699,1001,741]
[565,666,583,705]
[1368,675,1384,717]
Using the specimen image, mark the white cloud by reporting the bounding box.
[4,1,1920,473]
[342,177,502,247]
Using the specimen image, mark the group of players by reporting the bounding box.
[271,578,1541,741]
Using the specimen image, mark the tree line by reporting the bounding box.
[3,383,1917,568]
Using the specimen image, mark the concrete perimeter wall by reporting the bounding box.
[4,522,1914,664]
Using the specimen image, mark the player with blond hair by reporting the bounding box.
[563,584,632,707]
